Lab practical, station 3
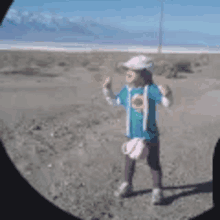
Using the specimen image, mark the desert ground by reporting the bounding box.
[1,49,219,220]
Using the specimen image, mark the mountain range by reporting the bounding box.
[0,8,219,47]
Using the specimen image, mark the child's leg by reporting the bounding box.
[146,141,162,189]
[114,154,135,198]
[124,154,136,186]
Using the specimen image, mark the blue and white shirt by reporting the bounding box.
[103,84,172,143]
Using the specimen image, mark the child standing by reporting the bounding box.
[102,55,173,205]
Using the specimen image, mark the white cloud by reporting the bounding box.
[6,8,21,23]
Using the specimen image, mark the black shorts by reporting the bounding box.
[125,137,161,171]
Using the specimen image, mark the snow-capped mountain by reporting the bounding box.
[1,8,218,47]
[1,8,159,44]
[2,9,94,34]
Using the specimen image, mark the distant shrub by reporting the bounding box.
[81,59,90,67]
[193,54,209,67]
[93,73,103,82]
[174,60,193,73]
[36,61,49,67]
[58,62,67,67]
[87,66,100,72]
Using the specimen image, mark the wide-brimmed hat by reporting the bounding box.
[122,55,154,73]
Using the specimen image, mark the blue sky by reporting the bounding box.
[8,0,220,35]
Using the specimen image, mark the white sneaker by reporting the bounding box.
[151,188,163,205]
[114,182,133,198]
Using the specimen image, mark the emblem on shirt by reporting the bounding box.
[131,94,145,113]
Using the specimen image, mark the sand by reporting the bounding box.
[1,48,218,220]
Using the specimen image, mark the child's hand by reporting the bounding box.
[159,84,172,97]
[103,76,112,89]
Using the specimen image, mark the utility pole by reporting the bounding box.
[158,0,164,53]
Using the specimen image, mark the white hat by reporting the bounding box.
[122,55,154,73]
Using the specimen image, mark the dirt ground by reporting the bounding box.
[1,50,219,220]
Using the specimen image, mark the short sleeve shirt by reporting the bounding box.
[115,84,163,143]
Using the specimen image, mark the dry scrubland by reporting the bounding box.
[0,49,212,80]
[1,49,219,220]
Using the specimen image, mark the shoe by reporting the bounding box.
[151,188,163,205]
[114,182,133,198]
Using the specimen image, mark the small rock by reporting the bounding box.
[108,213,114,218]
[76,120,81,125]
[79,142,84,147]
[78,182,85,188]
[112,216,120,220]
[24,171,32,176]
[51,133,54,137]
[64,181,69,186]
[48,164,52,168]
[34,125,41,130]
[58,62,66,67]
[53,196,58,201]
[90,218,99,220]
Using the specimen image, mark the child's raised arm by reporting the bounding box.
[150,84,173,108]
[102,77,121,106]
[158,85,173,108]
